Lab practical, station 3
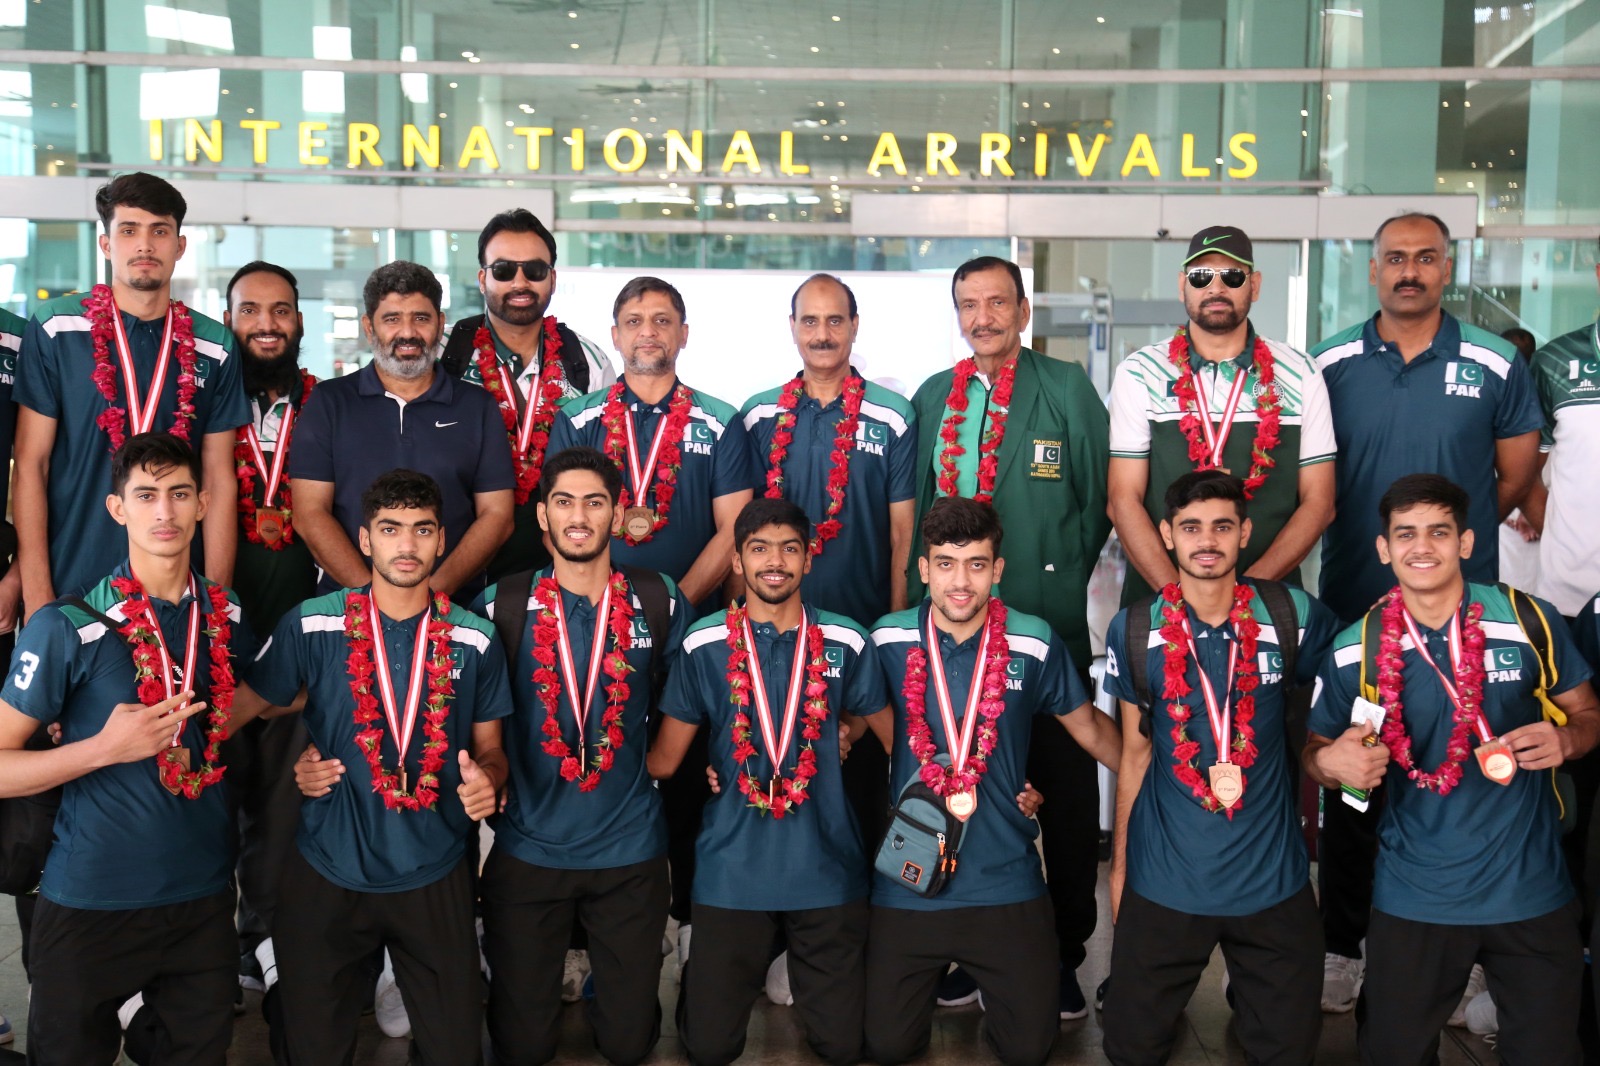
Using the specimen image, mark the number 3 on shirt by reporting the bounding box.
[11,651,39,690]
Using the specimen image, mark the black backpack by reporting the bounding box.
[441,313,592,396]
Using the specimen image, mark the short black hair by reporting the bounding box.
[1501,327,1536,360]
[111,432,201,495]
[734,497,811,551]
[538,446,622,505]
[477,208,558,268]
[363,260,442,318]
[951,256,1026,309]
[1164,470,1248,522]
[612,276,686,323]
[226,261,300,309]
[1378,473,1469,533]
[360,469,443,526]
[1373,212,1452,250]
[920,496,1003,556]
[790,273,858,320]
[95,172,187,232]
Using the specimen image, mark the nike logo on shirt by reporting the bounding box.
[435,421,458,428]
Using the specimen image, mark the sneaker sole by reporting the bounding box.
[1321,999,1358,1014]
[936,991,981,1008]
[1060,1005,1089,1021]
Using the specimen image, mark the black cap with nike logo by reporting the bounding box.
[1184,225,1254,268]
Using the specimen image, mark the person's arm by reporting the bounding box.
[0,563,20,637]
[888,499,914,612]
[0,690,204,798]
[1056,699,1121,770]
[289,478,370,589]
[1243,461,1336,580]
[1110,699,1149,923]
[677,488,752,606]
[647,716,700,780]
[1495,430,1540,520]
[458,719,507,820]
[1107,456,1177,592]
[1523,454,1549,535]
[1502,679,1600,769]
[430,488,515,596]
[200,428,238,587]
[14,406,56,621]
[1302,723,1389,791]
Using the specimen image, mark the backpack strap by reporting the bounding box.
[553,322,592,395]
[489,569,535,663]
[63,597,132,648]
[1358,605,1384,705]
[1124,594,1156,738]
[1501,582,1565,725]
[618,565,670,693]
[1251,579,1301,687]
[440,314,485,379]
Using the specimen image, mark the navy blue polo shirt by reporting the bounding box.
[470,567,689,871]
[0,308,23,523]
[249,588,513,893]
[549,378,754,599]
[1104,583,1338,916]
[2,563,254,909]
[660,604,889,910]
[15,295,248,595]
[1313,312,1542,622]
[287,363,516,599]
[740,373,917,625]
[1309,582,1587,924]
[869,603,1087,911]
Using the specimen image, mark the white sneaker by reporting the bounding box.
[561,949,591,1004]
[1320,952,1364,1013]
[374,953,411,1040]
[675,924,692,982]
[1465,990,1498,1037]
[255,938,279,993]
[1448,964,1486,1027]
[0,1010,12,1045]
[764,951,794,1006]
[117,993,145,1031]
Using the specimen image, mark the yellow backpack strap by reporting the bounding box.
[1505,584,1566,726]
[1358,609,1380,705]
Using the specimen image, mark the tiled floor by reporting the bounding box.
[0,861,1500,1065]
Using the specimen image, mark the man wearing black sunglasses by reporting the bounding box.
[441,209,617,580]
[1109,225,1337,608]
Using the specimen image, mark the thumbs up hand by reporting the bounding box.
[457,748,496,821]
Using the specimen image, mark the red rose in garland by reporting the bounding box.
[600,381,695,546]
[530,571,636,792]
[724,604,833,818]
[762,373,866,556]
[902,600,1011,797]
[935,357,1016,504]
[476,319,568,505]
[84,283,199,451]
[1165,327,1282,498]
[236,370,317,550]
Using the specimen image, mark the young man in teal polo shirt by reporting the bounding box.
[1305,473,1600,1064]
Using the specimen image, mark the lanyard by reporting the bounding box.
[495,361,550,457]
[923,613,991,774]
[108,306,177,436]
[1180,616,1240,764]
[552,583,613,750]
[743,612,809,774]
[144,576,200,745]
[369,595,432,768]
[620,406,673,505]
[1191,361,1250,468]
[242,401,297,508]
[1401,608,1494,743]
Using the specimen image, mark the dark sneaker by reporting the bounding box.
[1059,971,1088,1020]
[935,965,980,1007]
[1095,975,1110,1011]
[239,949,266,993]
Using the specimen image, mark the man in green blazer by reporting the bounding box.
[905,255,1112,1019]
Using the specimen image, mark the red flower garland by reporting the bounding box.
[1374,588,1488,795]
[343,590,456,812]
[476,320,568,505]
[935,356,1016,504]
[724,604,832,818]
[1165,328,1282,498]
[112,575,235,799]
[235,370,317,551]
[530,572,636,792]
[601,381,695,545]
[1157,582,1261,818]
[83,283,199,451]
[902,599,1012,795]
[762,373,866,556]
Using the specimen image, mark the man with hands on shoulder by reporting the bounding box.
[1304,473,1600,1065]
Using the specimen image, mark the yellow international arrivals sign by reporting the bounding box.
[149,119,1261,180]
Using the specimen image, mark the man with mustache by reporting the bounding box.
[441,209,616,580]
[1310,212,1543,1013]
[289,261,515,601]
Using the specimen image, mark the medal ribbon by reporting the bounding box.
[742,611,809,776]
[620,406,672,507]
[369,594,433,771]
[1400,608,1494,743]
[495,362,548,457]
[140,576,200,744]
[108,305,177,436]
[1191,361,1250,467]
[1181,617,1239,765]
[242,402,297,508]
[552,582,613,751]
[923,613,990,775]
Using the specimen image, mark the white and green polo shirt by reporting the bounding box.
[1531,320,1600,617]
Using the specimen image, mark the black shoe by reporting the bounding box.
[1059,970,1088,1020]
[239,948,266,993]
[1095,975,1111,1011]
[935,965,980,1007]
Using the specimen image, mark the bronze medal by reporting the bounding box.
[1215,466,1232,476]
[400,765,408,793]
[1208,763,1243,809]
[162,746,191,796]
[1474,739,1517,786]
[946,789,977,821]
[622,506,656,540]
[255,507,287,546]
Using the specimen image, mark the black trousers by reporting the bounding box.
[26,889,235,1066]
[677,899,868,1066]
[1028,711,1100,972]
[661,727,712,924]
[228,713,306,958]
[1103,886,1323,1066]
[275,849,483,1066]
[865,895,1060,1066]
[479,849,668,1066]
[840,732,890,852]
[1359,901,1583,1066]
[1318,785,1382,959]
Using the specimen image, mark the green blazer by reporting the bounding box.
[906,348,1112,667]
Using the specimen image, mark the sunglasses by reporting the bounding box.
[1186,267,1250,289]
[487,258,552,283]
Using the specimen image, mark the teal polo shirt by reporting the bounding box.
[2,564,253,909]
[0,307,22,522]
[249,588,513,893]
[1104,583,1338,916]
[15,294,249,595]
[869,602,1087,911]
[660,604,889,911]
[1308,582,1588,924]
[1313,312,1542,623]
[740,371,917,625]
[471,567,690,871]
